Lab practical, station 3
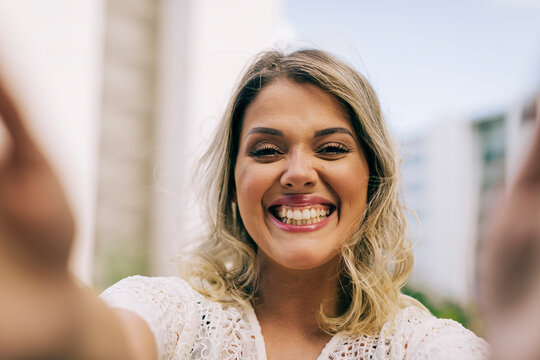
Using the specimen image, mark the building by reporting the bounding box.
[402,95,537,304]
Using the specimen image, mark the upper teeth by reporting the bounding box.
[278,206,331,220]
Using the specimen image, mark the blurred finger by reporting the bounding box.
[0,76,35,160]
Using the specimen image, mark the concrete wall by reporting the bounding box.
[403,119,479,303]
[151,0,284,276]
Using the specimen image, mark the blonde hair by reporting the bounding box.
[180,49,417,335]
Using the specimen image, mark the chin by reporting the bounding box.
[273,247,339,271]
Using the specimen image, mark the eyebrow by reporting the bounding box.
[247,127,284,136]
[314,127,354,138]
[246,126,355,138]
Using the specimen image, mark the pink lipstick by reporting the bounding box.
[268,195,336,232]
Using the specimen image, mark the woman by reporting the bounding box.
[0,49,488,359]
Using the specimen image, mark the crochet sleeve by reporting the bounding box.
[377,307,490,359]
[99,276,200,360]
[405,315,490,359]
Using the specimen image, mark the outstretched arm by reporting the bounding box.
[0,76,156,360]
[480,97,540,360]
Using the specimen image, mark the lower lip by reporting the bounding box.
[269,212,335,232]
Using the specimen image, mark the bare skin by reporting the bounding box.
[255,254,343,360]
[480,97,540,360]
[0,76,156,360]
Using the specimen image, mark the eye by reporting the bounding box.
[316,142,351,157]
[249,143,284,158]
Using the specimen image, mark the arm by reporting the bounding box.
[58,286,157,360]
[479,97,540,360]
[0,75,157,360]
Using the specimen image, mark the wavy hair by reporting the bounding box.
[179,48,418,335]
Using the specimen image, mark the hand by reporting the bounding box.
[479,97,540,360]
[0,77,74,269]
[0,75,77,358]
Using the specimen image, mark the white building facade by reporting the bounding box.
[402,95,537,305]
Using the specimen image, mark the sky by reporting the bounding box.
[282,0,540,137]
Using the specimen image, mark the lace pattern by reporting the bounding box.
[100,276,489,359]
[189,298,258,359]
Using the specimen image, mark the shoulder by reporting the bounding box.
[99,276,255,359]
[99,276,209,359]
[99,275,208,323]
[100,275,204,306]
[378,306,490,359]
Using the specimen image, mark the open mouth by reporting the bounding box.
[269,204,336,226]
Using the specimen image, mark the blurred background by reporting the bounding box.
[0,0,538,333]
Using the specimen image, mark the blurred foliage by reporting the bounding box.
[94,236,150,291]
[402,285,470,328]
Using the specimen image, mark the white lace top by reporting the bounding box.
[100,276,489,360]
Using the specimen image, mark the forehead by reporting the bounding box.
[240,79,353,136]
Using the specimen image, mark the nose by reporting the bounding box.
[280,150,318,190]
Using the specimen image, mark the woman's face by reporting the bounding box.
[234,78,370,270]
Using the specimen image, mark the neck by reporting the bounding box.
[254,253,343,336]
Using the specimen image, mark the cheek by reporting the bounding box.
[234,163,276,243]
[329,162,369,211]
[234,162,276,209]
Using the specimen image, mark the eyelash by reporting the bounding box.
[249,142,350,158]
[316,142,351,155]
[249,144,283,157]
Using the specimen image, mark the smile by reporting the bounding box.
[270,205,333,225]
[267,195,336,232]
